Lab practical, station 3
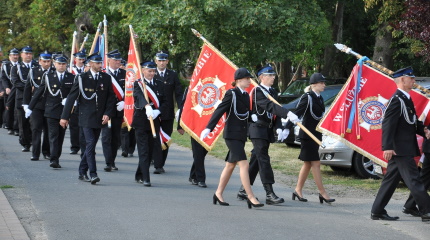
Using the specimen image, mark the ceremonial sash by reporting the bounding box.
[108,73,124,101]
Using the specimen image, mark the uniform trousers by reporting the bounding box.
[101,117,122,167]
[371,155,430,215]
[0,97,4,126]
[4,95,17,130]
[16,108,31,147]
[161,119,174,166]
[46,118,66,163]
[79,127,101,178]
[248,138,275,185]
[69,111,80,152]
[121,127,136,155]
[30,109,50,158]
[404,153,430,210]
[79,127,86,158]
[135,127,162,182]
[190,137,207,182]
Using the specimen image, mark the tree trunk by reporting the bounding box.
[372,23,394,70]
[276,60,292,92]
[322,0,344,77]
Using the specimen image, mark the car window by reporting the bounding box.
[280,80,309,96]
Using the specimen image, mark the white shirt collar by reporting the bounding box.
[260,84,271,92]
[90,70,98,79]
[237,87,246,94]
[56,71,64,77]
[11,61,18,66]
[312,90,320,97]
[144,78,153,84]
[157,68,166,75]
[398,88,410,99]
[109,67,119,73]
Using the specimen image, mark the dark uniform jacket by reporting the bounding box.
[154,69,182,120]
[382,89,425,157]
[106,68,126,118]
[9,62,39,109]
[23,66,50,110]
[1,61,15,90]
[206,87,250,142]
[286,91,325,140]
[61,71,115,128]
[131,79,166,130]
[249,85,289,142]
[29,70,75,119]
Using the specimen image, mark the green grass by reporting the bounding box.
[0,185,14,189]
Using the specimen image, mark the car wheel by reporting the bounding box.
[352,152,380,179]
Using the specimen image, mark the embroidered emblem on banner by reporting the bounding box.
[191,76,226,117]
[125,63,138,96]
[358,95,389,131]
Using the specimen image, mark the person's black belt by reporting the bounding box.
[255,120,272,128]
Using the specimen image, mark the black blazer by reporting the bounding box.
[382,89,425,156]
[131,79,166,130]
[248,86,289,142]
[286,91,325,140]
[29,70,75,119]
[61,71,115,128]
[10,62,39,109]
[23,66,49,110]
[1,61,14,90]
[154,69,183,120]
[106,68,126,118]
[177,87,188,131]
[206,87,250,142]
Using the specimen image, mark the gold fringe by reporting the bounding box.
[179,119,224,152]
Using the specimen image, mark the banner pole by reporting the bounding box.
[89,22,102,55]
[191,28,325,148]
[129,25,157,138]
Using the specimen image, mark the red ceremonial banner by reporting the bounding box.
[180,43,255,151]
[123,37,139,128]
[318,64,430,167]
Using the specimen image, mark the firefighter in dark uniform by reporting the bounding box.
[236,64,290,204]
[1,48,20,136]
[102,49,126,172]
[9,46,36,152]
[23,51,51,160]
[60,53,116,184]
[153,51,183,173]
[133,61,166,186]
[371,67,430,222]
[69,50,87,155]
[28,55,75,168]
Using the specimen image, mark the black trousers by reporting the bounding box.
[0,97,4,126]
[101,117,122,167]
[121,127,136,154]
[16,108,31,147]
[135,127,162,182]
[160,119,174,166]
[79,127,101,178]
[69,111,80,152]
[46,118,66,162]
[404,153,430,210]
[4,95,18,130]
[30,109,50,158]
[190,137,208,182]
[372,155,430,214]
[248,138,275,185]
[79,127,87,158]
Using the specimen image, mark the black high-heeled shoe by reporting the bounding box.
[319,193,335,204]
[213,194,229,206]
[247,198,264,209]
[292,191,308,202]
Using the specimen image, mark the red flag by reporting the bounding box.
[318,64,429,167]
[123,37,139,128]
[180,43,253,151]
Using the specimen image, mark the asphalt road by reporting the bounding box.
[0,129,428,240]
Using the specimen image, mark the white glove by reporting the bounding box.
[276,128,283,141]
[74,100,78,106]
[22,105,29,111]
[251,114,258,122]
[287,111,299,124]
[175,109,180,122]
[25,108,32,118]
[200,128,211,141]
[61,98,67,105]
[281,129,290,142]
[145,105,153,119]
[152,109,161,119]
[116,101,125,111]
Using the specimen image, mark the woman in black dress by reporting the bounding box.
[287,73,335,204]
[200,68,264,209]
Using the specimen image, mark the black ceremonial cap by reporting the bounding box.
[257,64,275,77]
[391,66,415,78]
[155,51,169,60]
[309,73,326,84]
[73,49,87,59]
[21,46,33,53]
[107,49,122,60]
[141,61,156,69]
[9,48,20,55]
[234,67,253,80]
[87,52,103,63]
[39,50,52,60]
[54,55,68,63]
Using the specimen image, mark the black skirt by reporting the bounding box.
[224,139,247,163]
[298,138,320,161]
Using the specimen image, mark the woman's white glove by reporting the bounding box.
[145,105,153,119]
[116,101,125,111]
[25,108,32,118]
[61,98,67,105]
[251,114,258,122]
[22,104,29,111]
[152,109,161,119]
[281,129,290,141]
[276,128,283,141]
[200,128,211,141]
[287,111,299,124]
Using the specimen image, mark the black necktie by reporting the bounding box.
[114,70,117,76]
[60,74,63,83]
[160,72,164,78]
[77,68,81,73]
[95,73,99,81]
